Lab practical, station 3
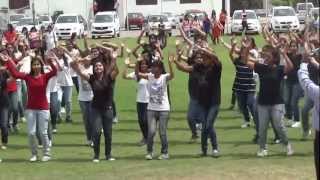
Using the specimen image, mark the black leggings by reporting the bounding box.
[137,103,148,140]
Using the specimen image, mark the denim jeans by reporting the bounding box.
[50,92,59,129]
[147,110,169,154]
[284,81,304,121]
[200,105,219,153]
[187,97,203,137]
[137,102,148,140]
[0,106,9,144]
[302,97,314,133]
[60,86,73,121]
[72,76,79,94]
[8,91,19,128]
[92,107,113,159]
[16,80,25,118]
[25,109,50,156]
[257,104,289,149]
[79,101,93,141]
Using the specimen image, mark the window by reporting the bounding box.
[180,0,201,3]
[9,0,30,9]
[136,0,157,5]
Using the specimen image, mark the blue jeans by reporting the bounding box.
[284,81,304,121]
[91,107,113,159]
[50,92,59,129]
[187,97,203,137]
[200,105,219,153]
[0,106,9,144]
[137,102,148,140]
[147,110,169,154]
[16,80,26,118]
[302,97,314,133]
[79,101,93,141]
[60,86,73,121]
[8,91,19,128]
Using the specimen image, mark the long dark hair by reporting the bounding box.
[29,56,45,76]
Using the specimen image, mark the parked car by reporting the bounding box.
[15,17,41,32]
[296,2,314,24]
[255,9,268,25]
[91,11,120,39]
[126,13,144,30]
[54,13,86,39]
[8,14,26,27]
[269,6,300,32]
[231,10,260,34]
[145,15,172,36]
[38,14,53,28]
[162,12,179,29]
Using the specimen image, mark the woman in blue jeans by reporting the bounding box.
[71,45,118,163]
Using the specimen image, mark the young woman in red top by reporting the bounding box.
[0,52,57,162]
[2,24,17,45]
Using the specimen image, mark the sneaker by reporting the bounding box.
[41,155,51,162]
[112,117,118,124]
[291,122,301,128]
[52,129,58,134]
[21,117,26,123]
[302,130,312,140]
[1,145,7,150]
[92,159,100,163]
[60,107,66,114]
[257,149,268,157]
[145,153,153,160]
[38,145,43,148]
[212,149,220,158]
[158,153,169,160]
[29,155,37,162]
[286,144,294,156]
[273,138,281,144]
[87,140,93,147]
[286,119,294,127]
[241,122,250,128]
[49,140,52,147]
[196,123,202,131]
[106,157,116,161]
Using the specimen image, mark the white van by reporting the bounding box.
[91,11,120,39]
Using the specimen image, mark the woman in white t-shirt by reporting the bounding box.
[136,55,174,160]
[122,57,149,146]
[44,25,57,53]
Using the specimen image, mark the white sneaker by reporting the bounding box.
[145,153,153,160]
[52,129,57,134]
[21,117,26,123]
[0,158,2,163]
[92,159,100,163]
[196,123,202,131]
[29,155,37,162]
[286,144,294,156]
[112,117,118,124]
[291,122,301,128]
[257,149,268,157]
[38,145,43,149]
[212,149,220,158]
[241,122,250,128]
[1,145,7,150]
[60,107,66,113]
[107,157,116,161]
[41,155,51,162]
[49,140,52,147]
[158,153,169,160]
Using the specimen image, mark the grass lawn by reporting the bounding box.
[0,35,316,180]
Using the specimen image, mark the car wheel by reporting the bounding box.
[145,32,149,37]
[168,32,172,37]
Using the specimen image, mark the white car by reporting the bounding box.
[270,6,300,32]
[145,15,172,36]
[9,14,26,27]
[38,14,53,28]
[231,10,261,34]
[91,11,120,39]
[15,17,41,32]
[54,14,86,39]
[296,2,314,24]
[162,12,179,29]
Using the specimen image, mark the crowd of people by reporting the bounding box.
[0,9,319,179]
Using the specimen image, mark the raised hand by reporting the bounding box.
[124,57,131,66]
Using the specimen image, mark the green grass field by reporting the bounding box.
[0,36,316,180]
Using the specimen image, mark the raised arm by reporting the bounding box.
[70,58,90,81]
[179,25,193,46]
[166,55,175,81]
[279,46,294,74]
[0,54,27,80]
[137,29,145,44]
[298,62,319,100]
[174,50,193,73]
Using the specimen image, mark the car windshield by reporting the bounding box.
[233,12,257,19]
[10,15,24,22]
[274,9,296,16]
[95,15,113,23]
[56,16,77,23]
[18,19,38,26]
[149,16,168,22]
[297,4,313,11]
[39,16,50,21]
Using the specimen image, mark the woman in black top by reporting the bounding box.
[71,47,118,163]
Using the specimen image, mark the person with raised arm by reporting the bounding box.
[0,51,57,162]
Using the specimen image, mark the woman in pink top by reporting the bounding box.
[0,52,57,162]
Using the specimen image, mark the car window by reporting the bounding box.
[149,16,168,22]
[10,15,24,22]
[297,4,313,11]
[274,8,296,16]
[233,12,257,19]
[94,15,113,23]
[56,16,77,23]
[18,18,39,26]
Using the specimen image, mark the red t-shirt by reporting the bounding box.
[4,31,17,44]
[6,60,57,110]
[4,61,17,92]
